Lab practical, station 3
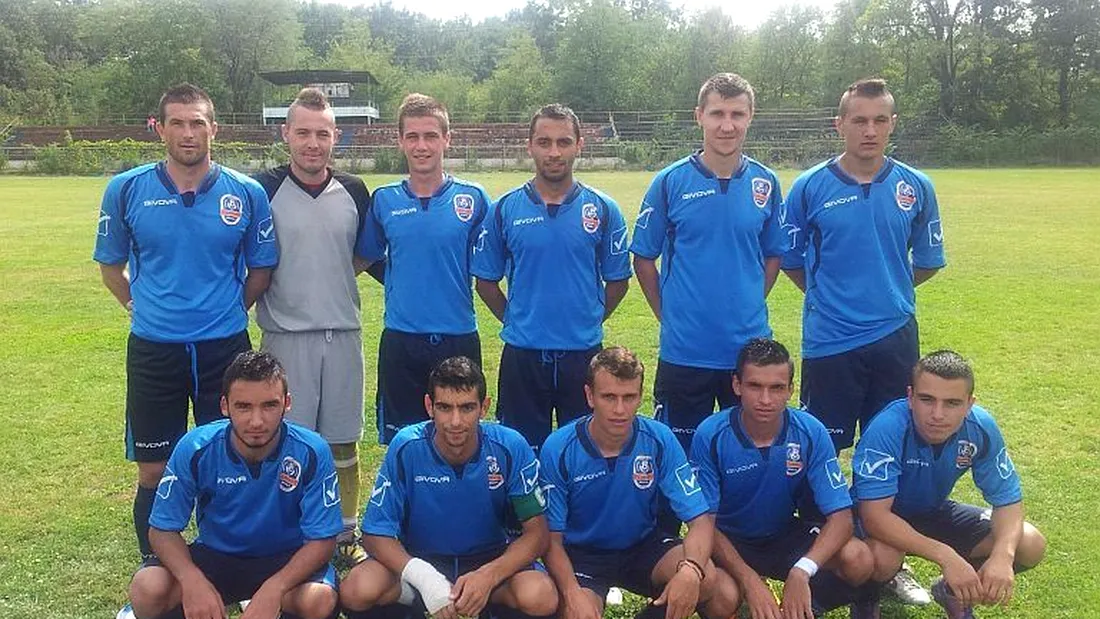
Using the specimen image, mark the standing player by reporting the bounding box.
[473,104,631,449]
[94,84,277,571]
[126,351,342,619]
[357,93,491,445]
[540,347,741,619]
[780,79,946,602]
[692,338,874,618]
[631,73,787,453]
[340,357,557,619]
[853,350,1046,619]
[253,87,374,568]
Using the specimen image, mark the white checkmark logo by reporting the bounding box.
[858,449,895,481]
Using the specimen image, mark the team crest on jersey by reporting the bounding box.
[632,455,655,489]
[279,456,301,492]
[956,440,978,469]
[785,442,803,476]
[895,181,917,211]
[219,194,244,225]
[453,194,475,222]
[486,455,504,490]
[751,177,772,208]
[581,203,600,234]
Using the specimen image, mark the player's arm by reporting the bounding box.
[763,257,781,297]
[978,501,1024,605]
[244,267,272,309]
[453,515,551,617]
[99,263,132,311]
[475,279,507,322]
[354,257,386,284]
[632,256,662,321]
[914,268,940,286]
[782,268,806,292]
[781,509,853,619]
[149,528,226,619]
[603,279,629,320]
[365,534,456,619]
[859,497,982,604]
[544,531,602,619]
[655,513,711,619]
[712,530,780,619]
[243,537,336,619]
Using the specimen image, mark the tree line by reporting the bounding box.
[1,0,1097,130]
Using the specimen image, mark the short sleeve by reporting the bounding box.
[93,176,131,265]
[360,447,407,538]
[910,174,947,270]
[148,441,200,532]
[243,184,279,268]
[354,195,387,262]
[689,420,721,512]
[538,440,568,533]
[655,425,710,522]
[629,172,670,260]
[851,419,903,502]
[598,198,632,281]
[761,173,788,258]
[804,420,853,515]
[972,421,1023,508]
[780,175,809,270]
[506,436,546,521]
[299,444,345,540]
[471,198,507,281]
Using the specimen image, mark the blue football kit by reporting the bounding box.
[692,406,852,541]
[149,419,344,556]
[94,162,279,343]
[630,153,788,370]
[361,421,545,558]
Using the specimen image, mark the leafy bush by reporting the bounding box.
[372,147,408,173]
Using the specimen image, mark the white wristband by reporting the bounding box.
[793,557,819,578]
[401,557,453,614]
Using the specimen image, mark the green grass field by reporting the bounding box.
[1,168,1098,619]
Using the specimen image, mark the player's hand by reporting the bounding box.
[239,580,282,619]
[940,553,982,606]
[450,567,497,617]
[653,564,701,619]
[125,299,134,314]
[561,587,602,619]
[179,573,226,619]
[780,569,814,619]
[741,574,782,619]
[430,602,459,619]
[978,554,1015,606]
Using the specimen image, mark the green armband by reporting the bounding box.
[510,487,546,522]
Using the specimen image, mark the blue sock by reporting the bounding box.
[134,485,156,559]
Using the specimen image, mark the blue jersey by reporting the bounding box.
[780,158,946,358]
[852,399,1022,517]
[691,407,851,540]
[357,177,490,335]
[93,162,278,343]
[149,420,342,556]
[540,415,709,550]
[471,181,632,350]
[362,421,544,557]
[630,154,788,369]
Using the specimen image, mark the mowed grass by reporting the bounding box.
[0,168,1097,619]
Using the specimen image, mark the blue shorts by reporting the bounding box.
[376,329,482,444]
[564,531,681,600]
[496,344,599,449]
[729,518,821,580]
[800,318,919,451]
[654,360,739,453]
[902,501,994,559]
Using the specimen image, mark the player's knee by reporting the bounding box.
[331,442,359,467]
[128,566,175,616]
[339,561,388,611]
[697,559,720,601]
[290,583,338,619]
[702,566,740,615]
[1016,522,1047,569]
[866,539,905,583]
[136,461,167,488]
[836,539,875,585]
[511,572,558,616]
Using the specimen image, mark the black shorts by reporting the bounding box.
[904,501,994,559]
[376,329,482,445]
[800,318,919,451]
[565,532,681,601]
[142,543,336,604]
[497,344,600,449]
[125,330,251,462]
[730,519,821,580]
[654,360,739,453]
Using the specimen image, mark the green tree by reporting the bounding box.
[483,33,552,117]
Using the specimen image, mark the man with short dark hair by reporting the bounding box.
[357,93,491,445]
[631,73,787,454]
[94,83,277,587]
[540,347,740,619]
[692,338,874,618]
[474,104,631,449]
[253,87,375,569]
[853,350,1046,619]
[125,351,342,619]
[341,356,557,619]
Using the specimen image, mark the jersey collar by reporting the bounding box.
[286,164,333,199]
[224,419,290,465]
[729,406,791,450]
[576,415,640,460]
[689,150,747,180]
[400,174,454,201]
[522,180,583,215]
[155,161,222,196]
[424,421,484,472]
[825,156,895,186]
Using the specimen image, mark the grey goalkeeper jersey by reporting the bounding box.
[253,166,371,332]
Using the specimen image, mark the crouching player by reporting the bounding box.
[127,351,341,619]
[854,350,1046,618]
[691,338,874,619]
[540,347,740,619]
[340,356,557,619]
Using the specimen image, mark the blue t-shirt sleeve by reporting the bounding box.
[779,175,809,270]
[360,448,407,538]
[244,184,279,268]
[471,198,506,281]
[599,198,633,281]
[148,441,199,532]
[299,444,345,540]
[507,436,543,501]
[629,172,669,260]
[689,420,721,512]
[538,440,568,533]
[655,425,710,521]
[761,174,789,258]
[93,175,131,265]
[805,420,853,515]
[852,419,904,502]
[972,420,1023,508]
[354,195,387,262]
[910,174,947,270]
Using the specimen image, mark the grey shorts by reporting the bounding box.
[261,329,364,443]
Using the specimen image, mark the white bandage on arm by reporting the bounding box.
[401,557,453,614]
[793,556,819,578]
